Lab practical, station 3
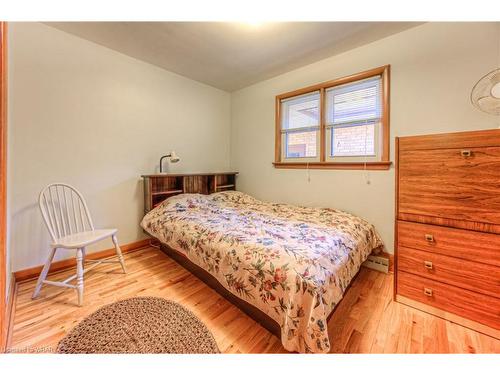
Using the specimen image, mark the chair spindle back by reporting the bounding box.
[38,183,94,242]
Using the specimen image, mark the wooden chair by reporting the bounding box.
[32,183,127,306]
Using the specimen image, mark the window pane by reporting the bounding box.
[326,77,381,125]
[286,130,317,158]
[331,123,375,157]
[281,91,320,130]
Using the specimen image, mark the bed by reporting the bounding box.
[140,191,383,353]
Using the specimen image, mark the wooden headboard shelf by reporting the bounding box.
[141,172,238,214]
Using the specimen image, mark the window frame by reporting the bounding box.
[273,65,391,170]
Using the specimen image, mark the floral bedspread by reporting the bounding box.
[140,191,383,353]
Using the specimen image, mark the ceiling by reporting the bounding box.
[46,22,421,92]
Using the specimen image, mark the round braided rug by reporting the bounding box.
[57,297,220,354]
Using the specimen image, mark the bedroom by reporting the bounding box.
[0,0,499,371]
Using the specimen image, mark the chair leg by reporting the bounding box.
[76,248,84,306]
[32,248,57,299]
[112,234,127,273]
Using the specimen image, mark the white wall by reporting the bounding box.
[230,22,500,253]
[8,22,231,272]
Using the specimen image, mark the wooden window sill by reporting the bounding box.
[272,161,392,170]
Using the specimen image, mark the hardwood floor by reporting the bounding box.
[8,247,500,353]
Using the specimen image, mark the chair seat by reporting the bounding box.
[51,229,117,249]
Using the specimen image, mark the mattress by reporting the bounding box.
[140,191,383,353]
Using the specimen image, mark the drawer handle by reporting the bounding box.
[424,234,434,242]
[423,288,433,297]
[424,260,433,270]
[461,149,472,157]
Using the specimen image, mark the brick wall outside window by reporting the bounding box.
[287,131,317,157]
[332,124,375,156]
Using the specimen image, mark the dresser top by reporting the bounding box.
[141,172,238,178]
[397,129,500,151]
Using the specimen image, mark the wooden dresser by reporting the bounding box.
[395,129,500,338]
[142,172,238,214]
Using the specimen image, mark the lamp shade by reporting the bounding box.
[169,150,180,163]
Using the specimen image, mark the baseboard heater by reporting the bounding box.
[362,255,389,274]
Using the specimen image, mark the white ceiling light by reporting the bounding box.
[239,21,265,29]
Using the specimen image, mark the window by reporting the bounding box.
[274,65,390,170]
[281,91,320,160]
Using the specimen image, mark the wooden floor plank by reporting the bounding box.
[8,247,500,354]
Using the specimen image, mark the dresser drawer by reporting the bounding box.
[398,146,500,224]
[397,271,500,329]
[397,221,500,267]
[398,246,500,298]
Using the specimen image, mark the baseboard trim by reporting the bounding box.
[396,295,500,340]
[14,239,150,283]
[4,274,16,352]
